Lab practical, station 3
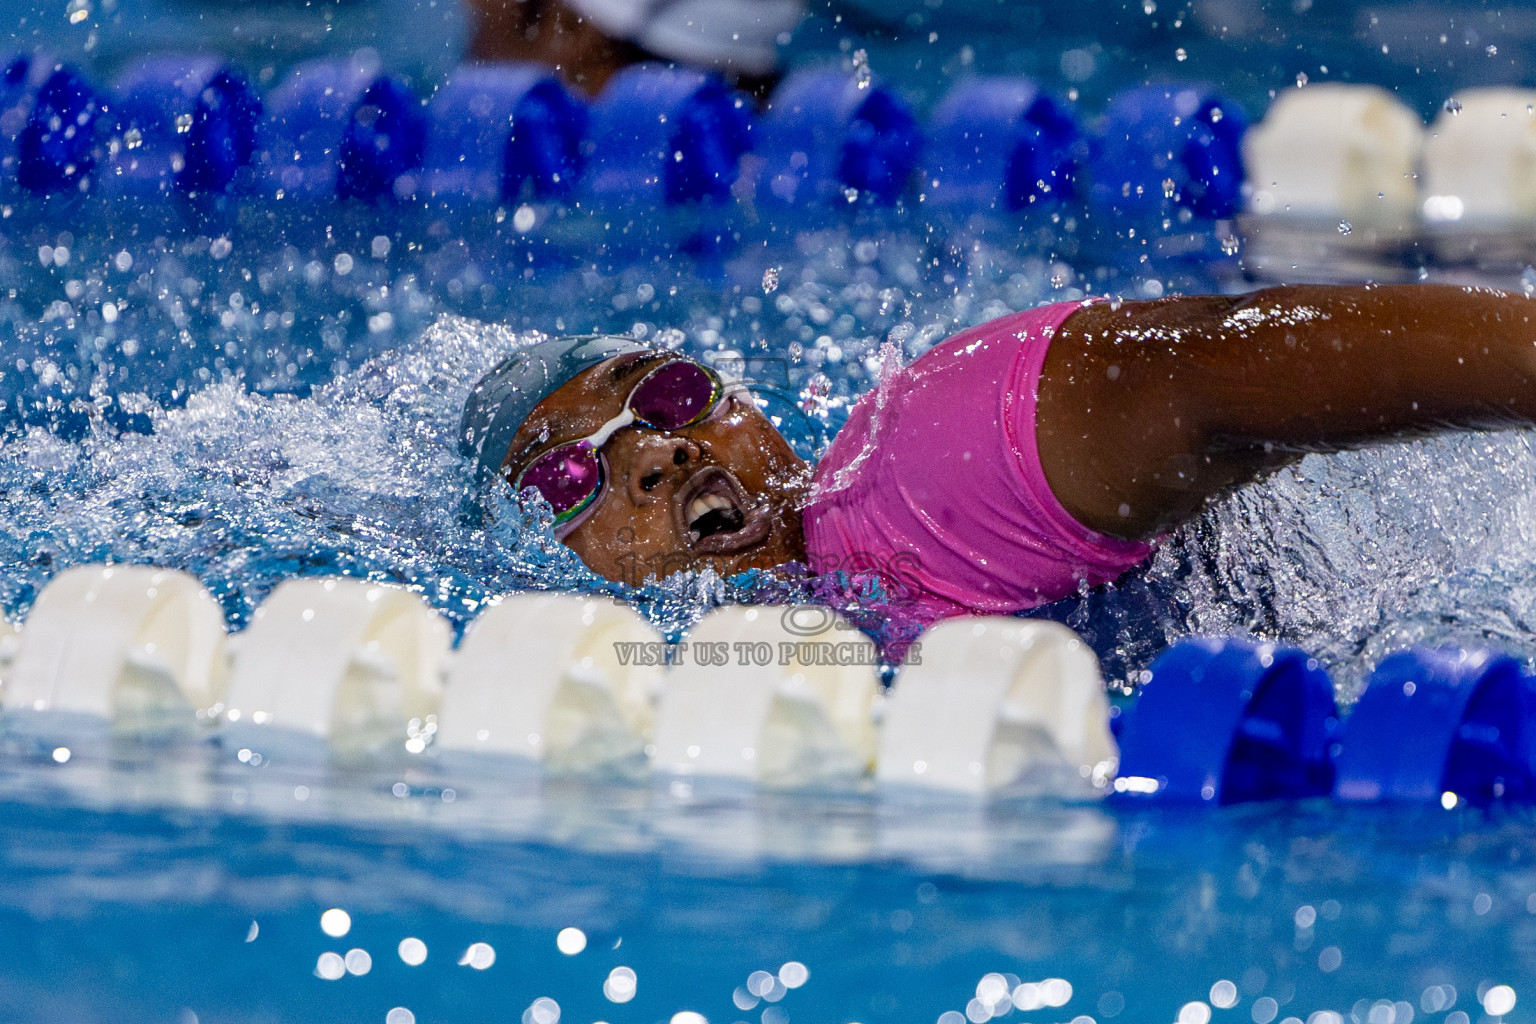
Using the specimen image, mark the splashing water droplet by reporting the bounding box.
[799,372,833,417]
[843,187,860,203]
[851,48,871,89]
[1337,221,1353,235]
[1487,45,1498,56]
[1175,47,1187,61]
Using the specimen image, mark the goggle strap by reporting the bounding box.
[583,406,636,450]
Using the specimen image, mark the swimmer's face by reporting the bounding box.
[502,353,811,584]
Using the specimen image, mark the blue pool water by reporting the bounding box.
[3,747,1535,1024]
[4,0,1536,1021]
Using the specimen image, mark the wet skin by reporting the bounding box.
[502,352,811,585]
[1040,284,1536,537]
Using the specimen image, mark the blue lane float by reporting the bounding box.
[925,77,1080,211]
[582,63,752,206]
[4,57,107,195]
[0,52,44,185]
[261,54,426,201]
[111,55,261,196]
[0,49,1268,220]
[754,68,921,205]
[1334,647,1536,806]
[1115,638,1338,804]
[1089,84,1247,220]
[423,64,585,203]
[0,54,36,188]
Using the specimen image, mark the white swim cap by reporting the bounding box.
[566,0,805,76]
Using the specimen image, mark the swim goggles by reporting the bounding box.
[512,358,724,535]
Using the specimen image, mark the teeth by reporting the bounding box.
[687,493,733,525]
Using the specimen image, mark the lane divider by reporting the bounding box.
[19,43,1536,259]
[1422,87,1536,265]
[583,64,752,207]
[1090,84,1248,221]
[752,68,921,207]
[651,605,878,786]
[925,77,1079,212]
[112,55,262,196]
[877,618,1116,796]
[1,564,225,737]
[1242,83,1422,230]
[1334,648,1536,805]
[219,577,448,757]
[7,564,1534,805]
[1115,638,1338,804]
[260,53,425,202]
[437,592,660,771]
[424,65,586,203]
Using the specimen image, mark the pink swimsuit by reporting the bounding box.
[802,301,1155,626]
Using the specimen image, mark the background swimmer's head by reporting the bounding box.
[462,338,810,584]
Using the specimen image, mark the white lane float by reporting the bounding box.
[435,592,664,771]
[651,605,879,787]
[0,616,17,684]
[1241,83,1423,279]
[876,618,1117,796]
[1423,88,1536,255]
[2,564,226,737]
[219,577,450,757]
[1244,83,1423,226]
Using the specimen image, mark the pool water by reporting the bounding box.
[3,0,1536,1021]
[1,745,1534,1024]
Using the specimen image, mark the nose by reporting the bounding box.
[623,433,701,503]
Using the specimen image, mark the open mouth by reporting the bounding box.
[676,466,771,555]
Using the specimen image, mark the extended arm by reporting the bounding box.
[1037,284,1536,538]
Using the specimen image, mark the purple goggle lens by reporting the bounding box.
[513,359,721,529]
[629,360,719,430]
[516,443,603,521]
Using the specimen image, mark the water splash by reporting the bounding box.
[1146,432,1536,698]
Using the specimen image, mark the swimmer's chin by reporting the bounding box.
[579,546,802,587]
[657,523,806,583]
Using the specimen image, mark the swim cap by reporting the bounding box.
[566,0,805,77]
[460,334,651,483]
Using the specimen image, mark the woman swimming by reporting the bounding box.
[460,284,1536,627]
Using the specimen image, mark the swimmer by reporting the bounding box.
[461,285,1536,626]
[464,0,803,98]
